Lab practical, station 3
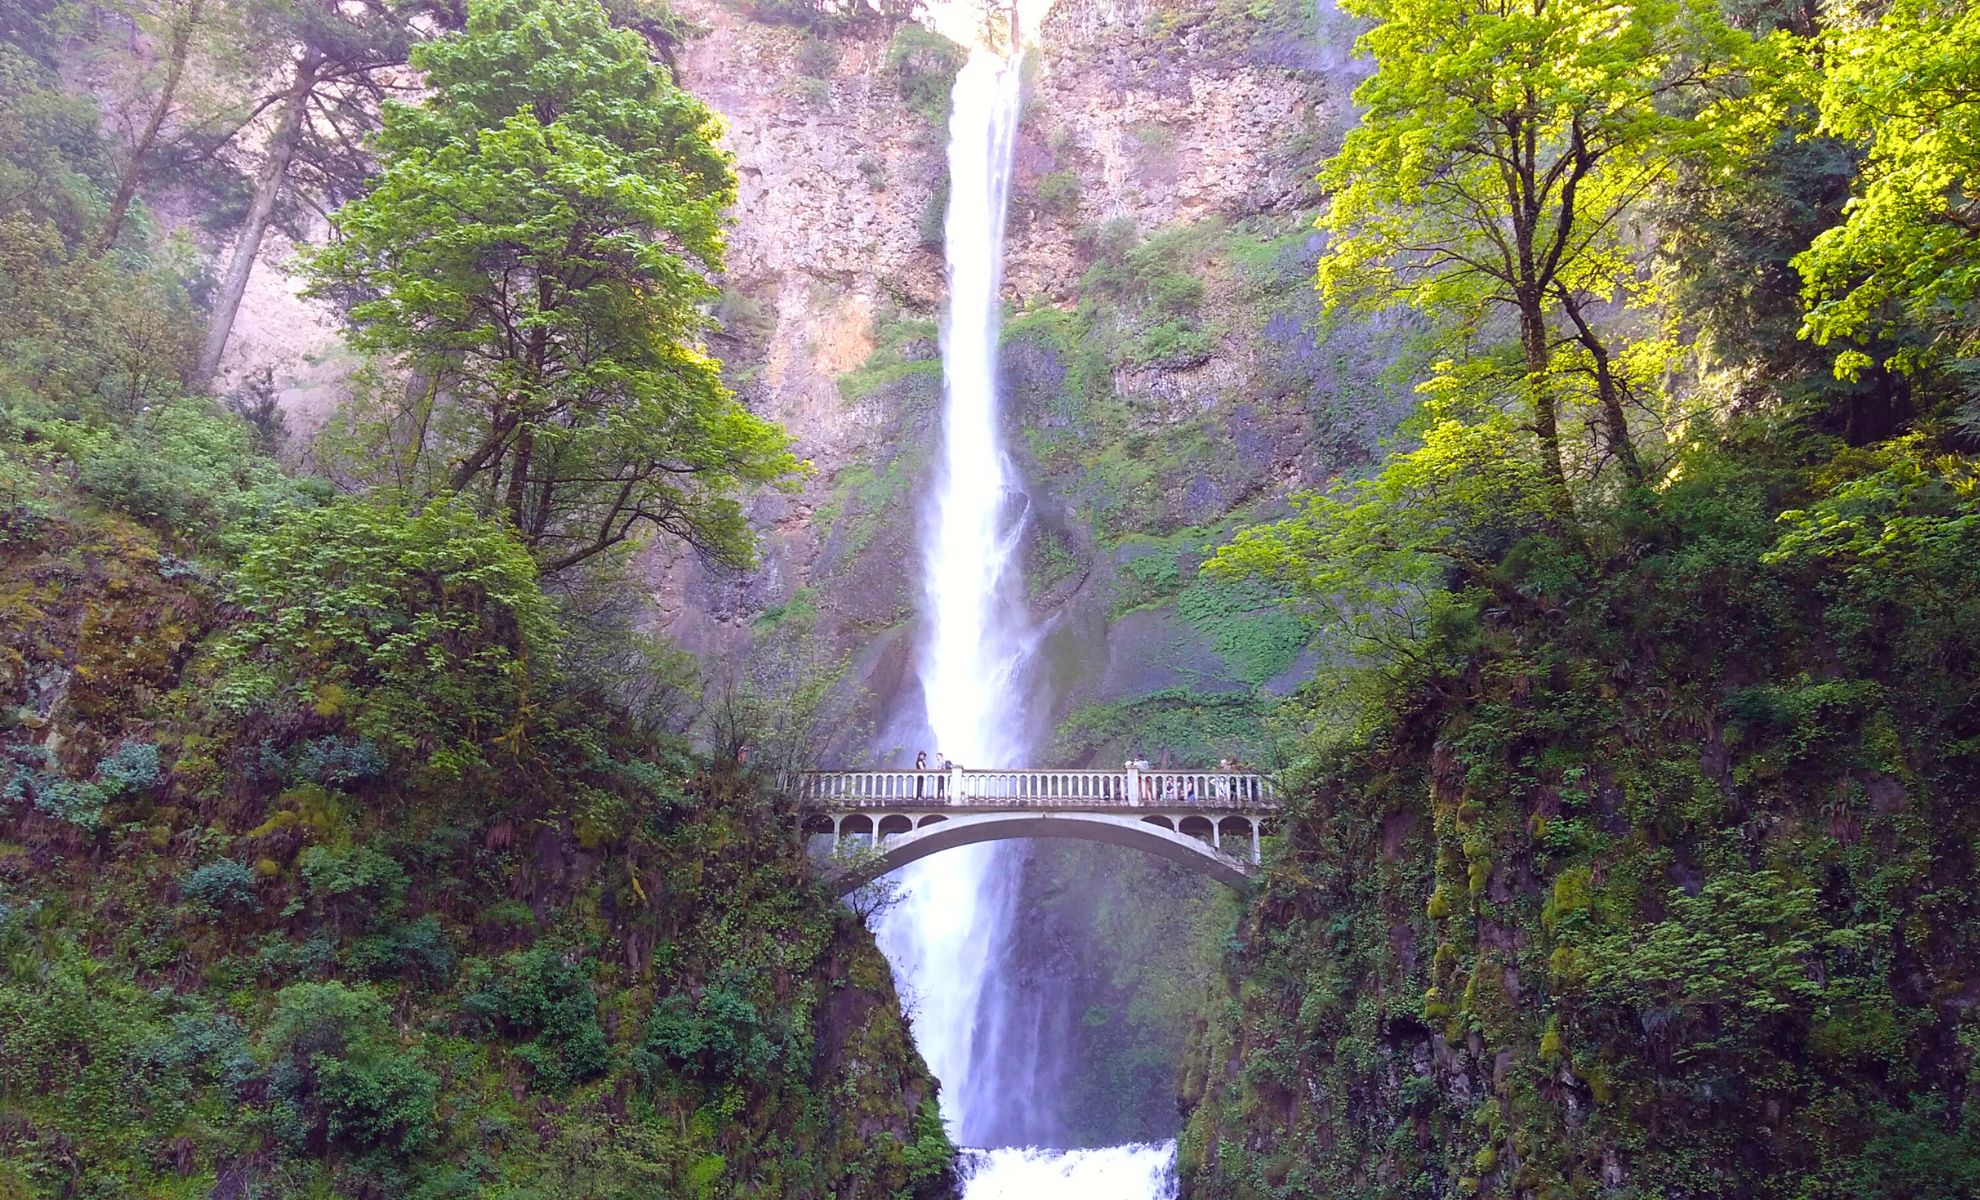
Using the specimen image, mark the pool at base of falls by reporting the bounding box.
[956,1140,1178,1199]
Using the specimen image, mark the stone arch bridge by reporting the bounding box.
[794,768,1279,894]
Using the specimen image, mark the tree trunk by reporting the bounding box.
[193,52,317,393]
[90,0,203,260]
[1557,291,1644,485]
[1517,293,1575,520]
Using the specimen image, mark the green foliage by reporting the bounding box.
[1053,688,1281,768]
[179,858,261,915]
[72,398,324,550]
[217,496,559,780]
[1033,168,1080,218]
[885,24,965,124]
[1569,872,1882,1044]
[305,0,800,576]
[462,948,612,1086]
[637,984,778,1082]
[1181,420,1980,1200]
[1208,406,1552,655]
[2,739,165,832]
[835,315,941,406]
[1318,0,1754,496]
[1115,544,1184,611]
[1173,575,1311,685]
[262,981,439,1158]
[1794,0,1980,379]
[299,844,410,932]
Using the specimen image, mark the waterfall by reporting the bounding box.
[871,42,1179,1200]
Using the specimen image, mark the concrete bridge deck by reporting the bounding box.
[795,768,1279,892]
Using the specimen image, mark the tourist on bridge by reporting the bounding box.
[1215,759,1235,803]
[936,753,952,799]
[915,750,928,798]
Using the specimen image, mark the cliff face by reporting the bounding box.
[1172,442,1980,1197]
[0,478,953,1196]
[659,0,1411,763]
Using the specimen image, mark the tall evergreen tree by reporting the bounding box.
[306,0,799,575]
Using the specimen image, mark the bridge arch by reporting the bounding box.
[824,811,1257,895]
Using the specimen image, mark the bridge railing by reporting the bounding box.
[790,768,1277,808]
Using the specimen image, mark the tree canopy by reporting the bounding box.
[306,0,800,575]
[1794,0,1980,383]
[1318,0,1753,503]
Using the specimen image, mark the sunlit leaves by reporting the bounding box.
[1794,0,1980,378]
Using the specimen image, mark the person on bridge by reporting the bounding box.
[1215,759,1234,803]
[935,753,951,799]
[915,750,927,798]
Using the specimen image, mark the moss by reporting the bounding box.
[0,481,952,1197]
[1177,428,1980,1199]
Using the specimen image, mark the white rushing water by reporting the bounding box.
[871,42,1180,1200]
[959,1144,1180,1198]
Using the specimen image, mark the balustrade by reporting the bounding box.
[790,767,1276,810]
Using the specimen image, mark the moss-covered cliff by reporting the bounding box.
[0,463,950,1197]
[1176,427,1980,1197]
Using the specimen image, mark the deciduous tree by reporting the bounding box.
[1316,0,1751,506]
[1794,0,1980,383]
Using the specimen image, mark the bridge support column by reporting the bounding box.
[1250,818,1261,865]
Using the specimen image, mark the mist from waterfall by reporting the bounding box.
[870,41,1180,1200]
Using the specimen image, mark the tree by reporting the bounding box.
[1794,0,1980,384]
[306,0,800,575]
[88,0,209,259]
[1316,0,1751,507]
[193,0,436,390]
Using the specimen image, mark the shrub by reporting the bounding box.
[93,740,160,796]
[0,740,163,831]
[1035,169,1081,218]
[299,844,409,935]
[75,399,324,549]
[218,497,559,780]
[262,981,438,1157]
[292,736,388,788]
[345,913,455,984]
[887,25,964,123]
[636,984,776,1084]
[179,859,259,916]
[461,948,611,1086]
[0,441,48,549]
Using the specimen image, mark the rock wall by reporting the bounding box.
[662,0,1418,764]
